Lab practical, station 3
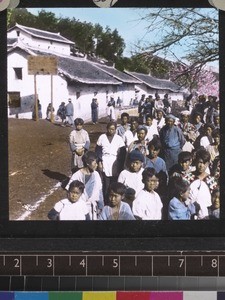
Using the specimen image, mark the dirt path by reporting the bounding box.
[8,117,109,220]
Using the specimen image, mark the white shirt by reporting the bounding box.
[145,125,159,142]
[189,179,211,219]
[133,190,163,220]
[123,130,137,149]
[96,133,125,176]
[54,198,89,220]
[118,168,144,196]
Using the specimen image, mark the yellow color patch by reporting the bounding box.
[83,292,116,300]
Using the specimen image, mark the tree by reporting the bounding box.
[134,8,219,78]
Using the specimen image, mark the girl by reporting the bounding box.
[168,177,196,220]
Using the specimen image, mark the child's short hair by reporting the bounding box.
[121,112,129,119]
[178,151,192,163]
[195,149,211,163]
[170,177,189,198]
[68,180,85,193]
[204,123,214,131]
[74,118,84,125]
[148,137,162,151]
[109,182,126,196]
[212,128,220,138]
[107,121,117,129]
[142,167,157,182]
[82,151,97,166]
[146,114,153,120]
[130,116,139,123]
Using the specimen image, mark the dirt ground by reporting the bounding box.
[8,116,112,220]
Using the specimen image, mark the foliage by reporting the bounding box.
[7,8,125,63]
[134,8,219,69]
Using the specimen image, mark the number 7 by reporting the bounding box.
[179,258,184,268]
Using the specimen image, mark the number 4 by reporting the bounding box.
[80,259,86,268]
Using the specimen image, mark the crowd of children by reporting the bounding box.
[48,93,220,221]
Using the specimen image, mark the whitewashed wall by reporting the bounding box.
[8,29,71,55]
[7,51,69,119]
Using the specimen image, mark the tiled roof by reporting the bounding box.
[7,38,18,45]
[125,71,181,92]
[94,63,141,84]
[8,24,75,45]
[8,45,121,85]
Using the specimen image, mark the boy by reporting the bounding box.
[132,168,163,220]
[118,150,144,197]
[69,118,90,173]
[48,180,90,220]
[98,182,135,220]
[168,177,196,220]
[117,112,130,140]
[145,114,159,142]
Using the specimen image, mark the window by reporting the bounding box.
[16,30,20,37]
[13,68,22,80]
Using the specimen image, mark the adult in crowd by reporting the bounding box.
[95,121,126,202]
[57,101,67,126]
[65,98,74,127]
[91,93,99,124]
[160,114,186,172]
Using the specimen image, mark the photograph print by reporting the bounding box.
[7,6,220,222]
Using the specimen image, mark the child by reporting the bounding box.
[98,182,135,220]
[117,112,130,140]
[188,149,218,219]
[65,151,104,220]
[145,137,168,206]
[145,114,159,142]
[69,118,90,173]
[48,180,90,220]
[118,150,144,197]
[208,188,220,219]
[132,168,163,220]
[169,151,194,184]
[145,137,167,175]
[168,177,196,220]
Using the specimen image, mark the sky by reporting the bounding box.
[26,7,219,69]
[27,8,151,57]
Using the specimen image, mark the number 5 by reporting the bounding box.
[113,258,118,268]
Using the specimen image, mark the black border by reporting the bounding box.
[1,0,225,243]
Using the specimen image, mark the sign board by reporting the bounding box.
[28,55,58,75]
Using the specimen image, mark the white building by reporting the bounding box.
[7,24,183,121]
[125,71,184,102]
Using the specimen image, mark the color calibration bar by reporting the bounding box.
[0,291,225,300]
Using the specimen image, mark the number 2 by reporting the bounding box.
[14,258,20,268]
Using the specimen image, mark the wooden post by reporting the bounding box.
[34,73,38,121]
[50,74,54,123]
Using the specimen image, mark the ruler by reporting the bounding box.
[0,251,223,277]
[0,252,225,291]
